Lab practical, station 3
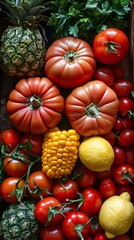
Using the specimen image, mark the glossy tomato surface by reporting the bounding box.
[65,80,119,137]
[6,77,64,134]
[45,36,96,88]
[93,28,129,64]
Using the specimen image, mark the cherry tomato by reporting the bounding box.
[93,66,114,86]
[113,146,126,165]
[79,188,102,215]
[122,117,134,130]
[0,177,25,203]
[28,171,53,199]
[110,64,124,79]
[118,130,134,147]
[113,234,131,240]
[99,178,117,199]
[88,216,103,237]
[114,164,134,185]
[62,211,90,240]
[40,225,66,240]
[85,237,93,240]
[94,233,107,240]
[75,165,97,189]
[53,178,79,203]
[118,97,134,117]
[116,184,134,200]
[125,146,134,165]
[3,156,29,177]
[113,117,124,131]
[62,203,78,217]
[103,130,116,146]
[21,133,43,156]
[111,79,133,98]
[0,129,21,152]
[97,163,116,180]
[35,196,63,225]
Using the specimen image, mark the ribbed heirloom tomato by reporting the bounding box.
[6,77,64,134]
[65,80,119,137]
[45,36,96,88]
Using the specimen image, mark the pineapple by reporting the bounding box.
[0,0,49,77]
[0,201,41,240]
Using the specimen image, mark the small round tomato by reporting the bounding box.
[110,64,124,79]
[96,163,116,180]
[62,211,90,240]
[113,146,126,165]
[103,130,116,146]
[114,164,134,185]
[121,116,134,130]
[53,178,79,202]
[113,234,131,240]
[93,66,114,86]
[0,177,25,203]
[94,233,107,240]
[3,156,29,177]
[99,178,117,199]
[116,184,134,200]
[79,188,102,215]
[28,171,54,199]
[125,146,134,165]
[113,117,124,131]
[111,79,133,98]
[93,28,129,65]
[0,129,21,152]
[75,165,97,189]
[88,216,103,237]
[35,196,63,225]
[118,129,134,147]
[21,133,43,156]
[40,225,66,240]
[118,97,134,117]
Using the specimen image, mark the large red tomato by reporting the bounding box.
[45,36,96,89]
[65,80,119,137]
[93,28,129,65]
[6,77,64,134]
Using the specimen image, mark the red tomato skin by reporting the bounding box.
[121,116,134,130]
[99,178,117,199]
[114,164,134,185]
[35,196,63,225]
[53,179,79,202]
[111,79,133,98]
[118,98,134,116]
[6,77,64,134]
[0,177,25,203]
[21,133,43,155]
[93,28,129,65]
[75,165,97,189]
[113,117,124,131]
[79,188,102,215]
[0,129,21,152]
[28,171,54,199]
[93,66,114,86]
[40,225,66,240]
[65,80,119,137]
[45,36,96,89]
[97,163,116,180]
[88,216,103,237]
[102,131,116,146]
[110,64,124,79]
[116,184,134,200]
[125,146,134,165]
[3,156,29,177]
[113,234,131,240]
[113,146,126,165]
[94,233,107,240]
[118,130,134,147]
[62,211,90,240]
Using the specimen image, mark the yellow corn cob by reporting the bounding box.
[41,127,80,178]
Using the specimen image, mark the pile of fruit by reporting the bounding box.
[0,0,134,240]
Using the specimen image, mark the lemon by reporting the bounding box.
[78,136,114,172]
[99,192,134,239]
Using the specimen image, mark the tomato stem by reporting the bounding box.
[85,103,100,118]
[103,41,121,55]
[27,95,42,109]
[64,50,79,62]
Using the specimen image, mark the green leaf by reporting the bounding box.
[69,24,79,37]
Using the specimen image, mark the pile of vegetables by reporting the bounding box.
[0,0,134,240]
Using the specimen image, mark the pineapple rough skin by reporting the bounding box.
[0,201,41,240]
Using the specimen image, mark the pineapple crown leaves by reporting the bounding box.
[0,0,51,27]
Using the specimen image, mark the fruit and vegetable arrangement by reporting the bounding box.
[0,0,134,240]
